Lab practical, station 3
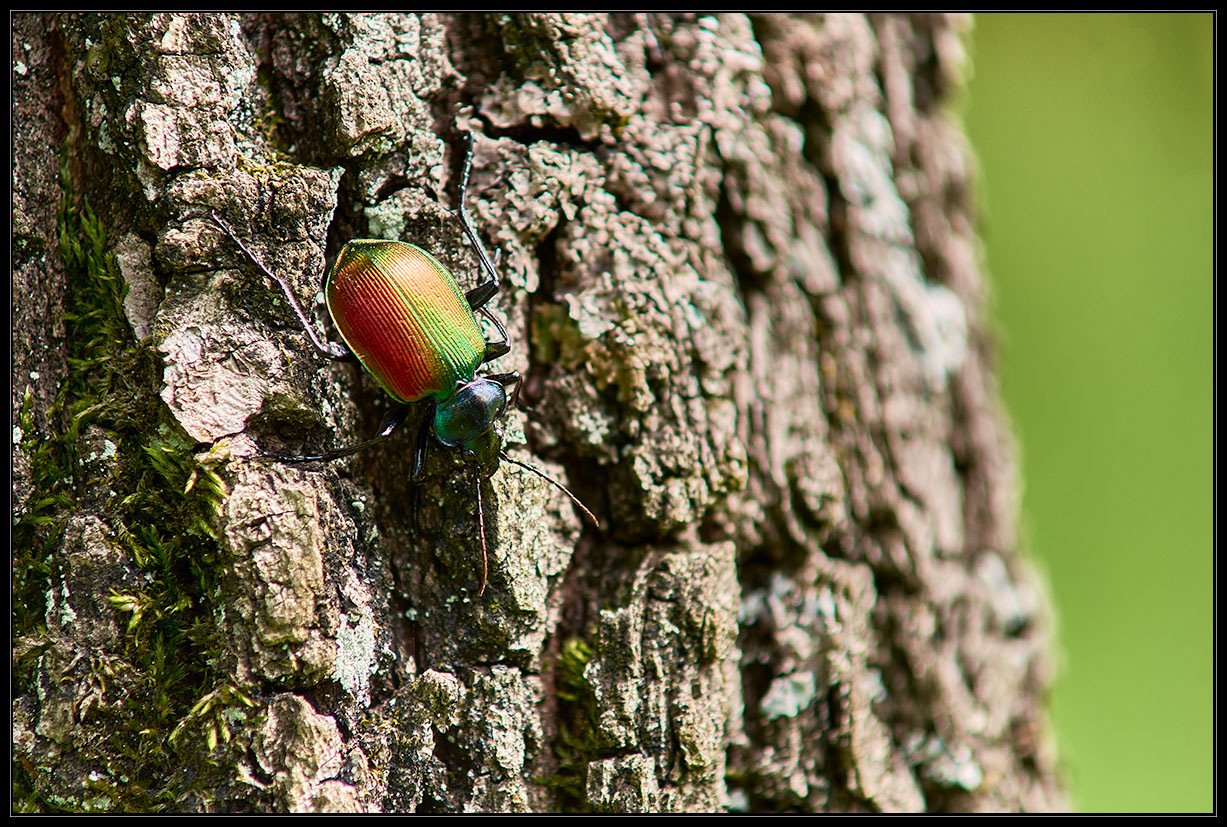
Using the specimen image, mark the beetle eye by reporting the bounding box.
[433,379,507,449]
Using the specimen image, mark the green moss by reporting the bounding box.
[12,150,244,812]
[235,148,301,182]
[535,637,601,811]
[252,62,295,161]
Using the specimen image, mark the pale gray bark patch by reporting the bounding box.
[13,12,1064,812]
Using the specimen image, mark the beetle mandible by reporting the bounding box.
[210,131,597,596]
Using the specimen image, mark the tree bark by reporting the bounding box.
[13,12,1065,812]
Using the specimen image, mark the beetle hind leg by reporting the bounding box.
[465,281,498,311]
[452,132,514,368]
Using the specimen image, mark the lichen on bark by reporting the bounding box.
[12,12,1063,812]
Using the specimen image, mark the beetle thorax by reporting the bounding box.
[434,378,508,450]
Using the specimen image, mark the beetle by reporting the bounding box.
[210,131,597,595]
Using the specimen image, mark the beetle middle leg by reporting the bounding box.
[471,261,510,363]
[267,403,411,464]
[477,308,512,364]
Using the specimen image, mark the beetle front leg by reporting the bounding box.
[267,403,411,464]
[210,213,355,363]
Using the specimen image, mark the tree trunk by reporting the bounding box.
[13,12,1065,812]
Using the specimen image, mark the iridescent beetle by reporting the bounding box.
[211,132,597,595]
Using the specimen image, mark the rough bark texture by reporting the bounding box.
[12,13,1065,812]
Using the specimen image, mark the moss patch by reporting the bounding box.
[536,637,600,811]
[12,154,244,812]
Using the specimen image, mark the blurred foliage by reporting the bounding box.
[963,13,1212,813]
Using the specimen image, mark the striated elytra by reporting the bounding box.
[210,131,597,596]
[325,240,487,405]
[323,239,507,451]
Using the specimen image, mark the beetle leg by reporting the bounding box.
[407,481,419,534]
[478,306,511,363]
[407,407,435,533]
[411,404,435,482]
[267,403,410,464]
[465,281,498,311]
[474,468,489,596]
[485,371,524,410]
[464,248,505,311]
[453,134,513,365]
[454,132,501,297]
[210,213,355,363]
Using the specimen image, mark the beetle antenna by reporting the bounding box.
[474,470,489,597]
[498,450,600,528]
[208,213,350,362]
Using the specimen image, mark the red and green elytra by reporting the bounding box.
[326,241,486,405]
[209,130,597,596]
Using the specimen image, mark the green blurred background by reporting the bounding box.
[962,14,1212,813]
